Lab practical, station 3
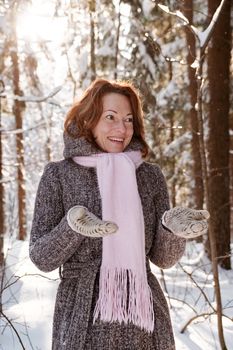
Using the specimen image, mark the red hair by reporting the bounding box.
[64,78,149,157]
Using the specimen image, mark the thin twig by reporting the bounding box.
[0,310,26,350]
[178,263,216,312]
[181,311,233,334]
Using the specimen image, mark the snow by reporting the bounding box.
[138,42,156,77]
[0,1,232,348]
[197,0,227,49]
[1,238,59,350]
[8,86,62,105]
[163,132,192,157]
[0,16,6,31]
[1,239,233,350]
[97,37,115,58]
[141,0,154,18]
[157,5,189,26]
[158,0,227,50]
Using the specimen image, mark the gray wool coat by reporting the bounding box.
[29,133,186,350]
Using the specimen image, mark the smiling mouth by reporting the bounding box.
[108,137,124,143]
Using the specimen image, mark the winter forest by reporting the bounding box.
[0,0,232,349]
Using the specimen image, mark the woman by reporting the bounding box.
[29,78,209,350]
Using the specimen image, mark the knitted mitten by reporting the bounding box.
[67,205,118,238]
[162,207,210,239]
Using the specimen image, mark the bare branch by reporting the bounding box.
[180,311,233,334]
[168,295,198,314]
[1,272,58,293]
[0,310,26,350]
[178,263,216,313]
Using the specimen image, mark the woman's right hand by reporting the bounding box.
[67,206,118,238]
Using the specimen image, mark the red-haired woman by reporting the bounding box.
[30,78,209,350]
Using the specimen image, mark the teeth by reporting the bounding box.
[108,137,124,142]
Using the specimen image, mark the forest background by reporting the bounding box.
[0,0,232,349]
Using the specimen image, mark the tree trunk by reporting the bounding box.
[182,0,204,210]
[114,1,121,79]
[167,61,176,207]
[169,112,176,208]
[89,0,96,81]
[10,7,27,240]
[230,107,233,240]
[206,0,231,269]
[0,82,4,267]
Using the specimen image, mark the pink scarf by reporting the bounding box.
[73,151,154,332]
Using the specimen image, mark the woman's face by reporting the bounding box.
[93,93,134,153]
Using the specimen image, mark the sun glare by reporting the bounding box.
[16,3,67,42]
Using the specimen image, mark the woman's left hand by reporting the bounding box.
[162,207,210,239]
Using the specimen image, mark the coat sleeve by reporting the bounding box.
[29,162,85,272]
[148,165,186,269]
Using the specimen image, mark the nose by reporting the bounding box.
[114,119,126,133]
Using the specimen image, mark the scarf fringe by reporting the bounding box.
[93,267,154,333]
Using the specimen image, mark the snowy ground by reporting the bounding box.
[1,238,233,350]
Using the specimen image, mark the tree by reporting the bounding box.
[206,0,231,269]
[182,0,204,210]
[89,0,96,81]
[9,4,27,240]
[0,79,4,267]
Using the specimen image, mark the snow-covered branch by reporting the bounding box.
[0,122,47,134]
[158,0,228,50]
[0,86,62,106]
[163,132,192,157]
[198,0,228,50]
[157,4,199,38]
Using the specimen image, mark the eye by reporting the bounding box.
[105,114,115,121]
[124,116,133,123]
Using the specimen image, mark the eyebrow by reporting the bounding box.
[104,109,133,116]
